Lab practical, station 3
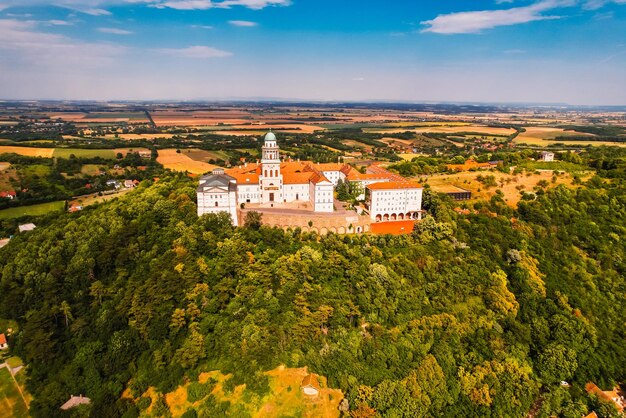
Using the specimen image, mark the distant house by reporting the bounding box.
[0,333,7,350]
[0,191,16,200]
[60,395,91,410]
[124,180,135,189]
[539,151,555,162]
[106,180,121,190]
[585,382,625,412]
[0,238,9,249]
[138,150,152,159]
[68,204,83,213]
[301,374,321,397]
[18,223,36,233]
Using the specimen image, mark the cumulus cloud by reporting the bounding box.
[98,27,133,34]
[228,19,257,26]
[156,45,232,58]
[421,0,575,34]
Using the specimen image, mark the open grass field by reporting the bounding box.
[133,366,342,418]
[70,188,133,208]
[52,148,116,159]
[0,201,65,220]
[179,149,230,162]
[0,367,29,418]
[423,170,590,207]
[398,153,426,161]
[157,149,218,175]
[0,146,54,158]
[81,164,105,175]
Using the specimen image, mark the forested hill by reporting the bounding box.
[1,171,626,417]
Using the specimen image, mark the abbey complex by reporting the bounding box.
[197,131,424,230]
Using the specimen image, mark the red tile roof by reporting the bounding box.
[370,220,416,235]
[0,333,6,345]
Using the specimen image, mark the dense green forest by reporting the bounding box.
[1,157,626,416]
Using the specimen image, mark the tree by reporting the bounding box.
[244,211,263,230]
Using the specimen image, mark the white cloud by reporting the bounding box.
[0,0,290,12]
[421,0,575,34]
[228,19,257,26]
[0,18,126,66]
[98,27,133,34]
[156,45,232,58]
[45,19,74,25]
[584,0,626,9]
[352,77,365,81]
[190,24,214,29]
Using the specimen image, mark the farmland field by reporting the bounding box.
[0,146,54,158]
[0,367,28,418]
[157,149,218,174]
[53,148,116,159]
[0,201,65,219]
[367,125,517,136]
[512,126,626,147]
[0,163,9,171]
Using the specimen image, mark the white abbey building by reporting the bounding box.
[197,131,424,226]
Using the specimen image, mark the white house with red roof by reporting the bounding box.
[0,333,8,350]
[366,181,424,222]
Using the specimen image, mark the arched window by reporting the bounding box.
[215,202,218,207]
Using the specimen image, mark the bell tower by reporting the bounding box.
[260,130,283,204]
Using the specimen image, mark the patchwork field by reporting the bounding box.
[0,367,29,418]
[0,201,65,219]
[423,169,589,207]
[157,149,218,175]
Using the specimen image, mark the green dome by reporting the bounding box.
[265,131,276,142]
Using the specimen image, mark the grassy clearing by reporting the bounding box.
[519,161,588,172]
[134,366,342,418]
[423,170,590,207]
[81,164,105,176]
[0,367,28,418]
[0,201,65,220]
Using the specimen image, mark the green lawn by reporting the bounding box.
[52,148,116,159]
[0,201,65,220]
[0,367,28,418]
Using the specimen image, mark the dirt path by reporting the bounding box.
[1,362,28,409]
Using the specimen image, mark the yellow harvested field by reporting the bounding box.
[0,162,10,171]
[224,124,324,133]
[398,153,426,161]
[424,170,590,207]
[380,137,414,146]
[513,126,626,147]
[0,146,54,157]
[157,148,218,174]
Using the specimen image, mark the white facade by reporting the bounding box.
[367,183,424,222]
[539,151,555,162]
[197,170,239,226]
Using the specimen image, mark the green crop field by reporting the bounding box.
[52,148,116,159]
[0,367,28,418]
[0,201,65,220]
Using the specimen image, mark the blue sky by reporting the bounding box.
[0,0,625,104]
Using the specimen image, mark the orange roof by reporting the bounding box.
[346,171,390,181]
[585,412,598,418]
[585,383,624,411]
[316,163,346,172]
[367,181,422,190]
[370,220,416,235]
[230,172,259,184]
[283,172,314,184]
[366,164,404,181]
[301,374,320,389]
[310,172,331,184]
[0,333,5,344]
